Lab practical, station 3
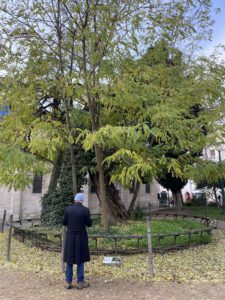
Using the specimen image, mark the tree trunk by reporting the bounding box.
[90,172,129,222]
[172,190,183,212]
[68,140,77,195]
[213,187,219,207]
[81,26,110,229]
[94,144,110,230]
[48,150,64,193]
[105,173,129,221]
[56,0,77,195]
[128,181,140,215]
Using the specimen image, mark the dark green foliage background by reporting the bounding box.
[41,157,74,226]
[41,146,93,226]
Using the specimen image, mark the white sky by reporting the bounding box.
[201,0,225,60]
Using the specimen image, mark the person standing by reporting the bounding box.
[63,192,92,290]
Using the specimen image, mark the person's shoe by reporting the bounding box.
[64,282,72,289]
[76,281,90,290]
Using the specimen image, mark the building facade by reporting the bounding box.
[84,179,161,215]
[0,175,161,221]
[0,174,50,221]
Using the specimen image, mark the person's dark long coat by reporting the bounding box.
[63,202,92,265]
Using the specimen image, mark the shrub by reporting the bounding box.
[41,190,73,226]
[207,202,218,207]
[192,194,207,206]
[41,153,84,226]
[130,206,144,220]
[184,201,194,206]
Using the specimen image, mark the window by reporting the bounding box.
[129,180,135,193]
[210,149,215,158]
[145,182,150,193]
[32,174,43,193]
[90,182,97,193]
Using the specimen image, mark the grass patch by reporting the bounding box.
[184,206,225,221]
[88,219,211,250]
[17,218,212,251]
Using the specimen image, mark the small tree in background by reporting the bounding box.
[194,161,225,207]
[157,171,187,211]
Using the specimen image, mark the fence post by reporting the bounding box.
[147,203,154,277]
[1,210,6,233]
[61,226,66,273]
[6,215,13,261]
[205,202,208,218]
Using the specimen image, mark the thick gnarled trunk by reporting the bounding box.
[172,190,183,212]
[94,144,110,229]
[48,150,64,193]
[90,172,129,223]
[128,181,140,215]
[105,174,129,221]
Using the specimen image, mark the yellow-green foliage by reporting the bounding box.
[0,0,224,192]
[80,42,225,186]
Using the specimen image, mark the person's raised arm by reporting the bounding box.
[85,208,92,227]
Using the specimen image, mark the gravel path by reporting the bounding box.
[1,268,225,300]
[1,212,225,299]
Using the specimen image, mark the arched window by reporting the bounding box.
[145,182,151,193]
[32,174,43,193]
[90,182,97,193]
[129,180,135,193]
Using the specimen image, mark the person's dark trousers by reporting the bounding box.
[66,263,84,283]
[77,262,84,282]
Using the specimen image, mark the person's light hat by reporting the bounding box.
[74,193,85,202]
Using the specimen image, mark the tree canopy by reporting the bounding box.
[82,41,225,188]
[0,0,224,227]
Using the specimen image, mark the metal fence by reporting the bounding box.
[11,213,216,255]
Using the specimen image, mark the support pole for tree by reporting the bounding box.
[6,215,13,261]
[1,210,6,233]
[61,226,66,273]
[147,203,154,277]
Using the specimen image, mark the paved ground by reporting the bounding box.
[1,268,225,300]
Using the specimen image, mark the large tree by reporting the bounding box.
[82,41,225,205]
[0,0,221,229]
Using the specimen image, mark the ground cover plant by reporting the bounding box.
[184,206,225,221]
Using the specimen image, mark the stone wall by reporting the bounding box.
[0,175,161,220]
[85,179,161,215]
[20,174,50,220]
[0,174,50,221]
[0,186,14,221]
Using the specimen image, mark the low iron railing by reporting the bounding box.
[12,213,216,254]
